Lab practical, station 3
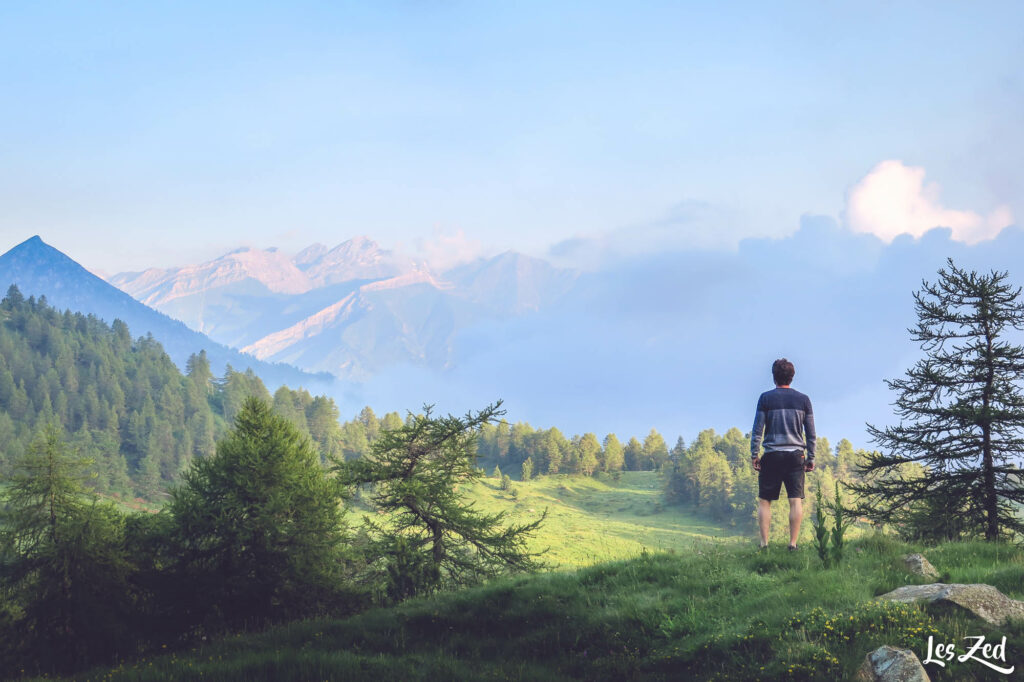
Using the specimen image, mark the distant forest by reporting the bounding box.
[0,286,378,499]
[476,415,873,529]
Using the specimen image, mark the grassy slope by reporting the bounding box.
[451,471,745,566]
[346,471,745,568]
[59,536,1024,682]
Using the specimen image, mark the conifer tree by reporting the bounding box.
[624,437,643,471]
[0,424,132,673]
[835,438,857,479]
[358,406,380,441]
[642,429,669,470]
[541,427,567,474]
[169,397,348,627]
[380,411,404,432]
[603,433,625,472]
[576,432,601,476]
[337,402,546,597]
[849,259,1024,540]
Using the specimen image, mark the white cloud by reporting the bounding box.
[413,228,487,271]
[845,160,1013,244]
[548,200,754,270]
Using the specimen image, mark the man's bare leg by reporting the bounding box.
[757,498,771,547]
[788,497,803,548]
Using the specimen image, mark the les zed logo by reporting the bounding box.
[923,635,1015,674]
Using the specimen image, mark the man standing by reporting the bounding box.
[750,358,816,550]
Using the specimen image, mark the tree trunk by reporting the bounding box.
[981,314,1000,540]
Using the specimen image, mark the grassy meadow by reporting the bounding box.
[434,471,746,566]
[50,534,1024,682]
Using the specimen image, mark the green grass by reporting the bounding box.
[52,535,1024,682]
[348,471,746,568]
[451,471,746,566]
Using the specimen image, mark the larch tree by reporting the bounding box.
[0,424,132,672]
[577,432,602,476]
[169,396,349,627]
[849,259,1024,541]
[624,437,643,471]
[602,433,625,472]
[336,401,547,600]
[643,429,670,470]
[521,456,534,481]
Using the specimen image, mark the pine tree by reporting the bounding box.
[493,419,511,463]
[0,424,132,673]
[358,406,380,441]
[576,433,601,476]
[624,437,643,471]
[849,259,1024,540]
[835,438,857,480]
[380,411,404,432]
[541,428,567,474]
[169,397,349,627]
[643,429,669,470]
[337,402,546,597]
[603,433,625,472]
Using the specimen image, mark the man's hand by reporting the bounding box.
[804,460,815,472]
[751,456,761,471]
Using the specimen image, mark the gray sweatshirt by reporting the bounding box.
[750,387,816,461]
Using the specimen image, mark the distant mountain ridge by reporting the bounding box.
[109,236,416,312]
[110,239,580,380]
[9,222,1023,447]
[0,236,330,389]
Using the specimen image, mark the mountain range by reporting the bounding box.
[0,236,330,390]
[110,238,580,380]
[4,221,1024,447]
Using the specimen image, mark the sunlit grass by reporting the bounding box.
[348,470,747,568]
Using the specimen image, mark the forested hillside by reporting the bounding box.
[0,285,359,500]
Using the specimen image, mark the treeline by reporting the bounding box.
[468,415,877,531]
[0,286,383,500]
[476,422,673,477]
[664,428,874,531]
[472,418,881,542]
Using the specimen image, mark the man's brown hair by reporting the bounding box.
[772,358,795,386]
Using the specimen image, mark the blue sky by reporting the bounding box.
[0,1,1021,272]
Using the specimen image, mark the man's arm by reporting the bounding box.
[803,397,817,470]
[750,394,766,465]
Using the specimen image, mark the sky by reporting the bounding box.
[1,1,1022,273]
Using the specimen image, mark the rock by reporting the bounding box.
[853,645,930,682]
[877,583,1024,626]
[901,553,939,579]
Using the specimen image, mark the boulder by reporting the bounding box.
[853,645,930,682]
[877,583,1024,626]
[901,553,939,579]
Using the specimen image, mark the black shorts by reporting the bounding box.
[758,450,805,500]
